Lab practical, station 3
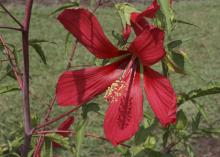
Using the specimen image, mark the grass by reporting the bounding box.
[0,0,220,156]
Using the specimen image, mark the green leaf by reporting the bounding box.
[178,82,220,104]
[112,30,126,46]
[192,112,201,131]
[165,54,186,74]
[75,119,88,157]
[64,32,71,53]
[81,103,100,118]
[200,128,220,134]
[175,110,187,130]
[29,39,56,45]
[186,145,195,157]
[0,84,20,94]
[174,19,199,28]
[30,44,47,65]
[135,126,149,145]
[152,10,165,29]
[143,136,156,149]
[41,139,53,157]
[162,130,169,147]
[115,3,139,27]
[49,2,79,16]
[191,100,209,124]
[158,0,174,33]
[46,133,70,149]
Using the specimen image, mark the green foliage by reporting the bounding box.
[115,3,138,27]
[46,133,71,149]
[74,119,88,157]
[29,39,55,65]
[158,0,174,33]
[175,110,188,130]
[41,139,53,157]
[178,82,220,104]
[49,2,79,16]
[0,84,20,94]
[81,103,100,119]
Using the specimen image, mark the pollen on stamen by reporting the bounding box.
[104,80,127,103]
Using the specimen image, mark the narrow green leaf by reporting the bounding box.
[115,3,139,26]
[200,128,220,134]
[30,44,47,65]
[158,0,174,33]
[41,139,53,157]
[75,119,88,157]
[49,2,79,16]
[46,133,70,149]
[186,145,195,157]
[178,82,220,104]
[0,84,20,94]
[174,19,199,28]
[192,112,201,131]
[191,100,209,124]
[29,39,56,45]
[64,32,71,53]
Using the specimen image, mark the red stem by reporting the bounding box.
[34,106,80,131]
[34,130,130,148]
[21,0,33,156]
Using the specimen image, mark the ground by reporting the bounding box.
[0,0,220,156]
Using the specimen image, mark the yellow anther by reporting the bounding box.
[104,79,127,103]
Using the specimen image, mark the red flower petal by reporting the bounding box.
[104,65,143,146]
[130,0,160,35]
[131,16,150,36]
[129,26,165,66]
[56,58,130,106]
[143,67,176,126]
[58,9,121,59]
[57,116,75,136]
[139,0,160,19]
[53,116,75,148]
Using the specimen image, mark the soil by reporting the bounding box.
[193,137,220,157]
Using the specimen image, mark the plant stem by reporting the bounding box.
[66,40,78,70]
[0,26,22,31]
[34,130,131,148]
[0,35,23,89]
[0,3,23,28]
[21,0,33,156]
[34,106,80,130]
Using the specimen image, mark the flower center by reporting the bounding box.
[104,79,127,103]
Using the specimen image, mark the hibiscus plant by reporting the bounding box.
[0,0,220,157]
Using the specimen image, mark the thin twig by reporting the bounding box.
[34,106,80,131]
[34,130,131,148]
[66,40,78,70]
[0,3,23,28]
[0,35,23,89]
[0,26,22,31]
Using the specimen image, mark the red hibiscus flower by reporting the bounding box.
[123,0,173,40]
[121,0,160,41]
[56,8,176,146]
[52,116,74,148]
